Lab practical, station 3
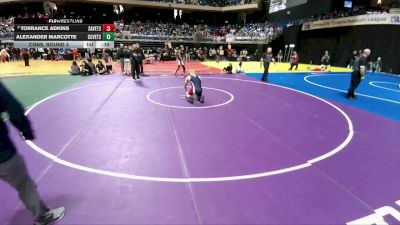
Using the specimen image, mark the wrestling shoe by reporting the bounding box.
[34,207,66,225]
[187,96,194,104]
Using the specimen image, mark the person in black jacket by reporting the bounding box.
[130,43,141,80]
[20,48,30,66]
[0,82,65,225]
[136,43,144,75]
[347,49,371,99]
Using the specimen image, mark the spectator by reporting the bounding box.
[72,48,79,60]
[217,46,224,63]
[104,54,114,74]
[348,50,358,69]
[277,50,283,63]
[236,61,244,73]
[372,57,382,73]
[185,47,190,62]
[96,60,107,75]
[88,58,96,74]
[223,63,233,74]
[80,59,95,76]
[69,61,80,75]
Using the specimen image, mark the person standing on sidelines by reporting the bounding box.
[130,43,141,80]
[136,43,144,76]
[277,50,283,63]
[123,46,131,75]
[289,51,299,70]
[321,50,330,68]
[174,47,186,77]
[260,47,275,82]
[347,48,371,99]
[347,50,358,69]
[20,48,30,66]
[0,82,66,225]
[217,46,224,63]
[117,44,125,74]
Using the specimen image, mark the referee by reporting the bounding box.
[347,48,371,99]
[321,50,330,67]
[260,47,275,82]
[130,43,141,80]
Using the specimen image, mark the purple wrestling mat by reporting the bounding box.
[1,74,399,225]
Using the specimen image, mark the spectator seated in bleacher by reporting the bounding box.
[0,17,14,39]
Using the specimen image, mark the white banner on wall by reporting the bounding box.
[302,14,400,31]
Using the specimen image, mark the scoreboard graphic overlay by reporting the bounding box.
[14,18,115,48]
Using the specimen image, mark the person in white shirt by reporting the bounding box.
[236,61,244,73]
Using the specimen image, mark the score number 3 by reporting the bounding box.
[102,24,115,32]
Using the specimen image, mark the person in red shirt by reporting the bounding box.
[289,51,299,70]
[72,48,78,60]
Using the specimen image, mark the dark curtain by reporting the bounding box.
[282,25,400,74]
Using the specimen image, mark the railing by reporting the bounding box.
[114,29,282,44]
[142,0,259,7]
[0,0,260,12]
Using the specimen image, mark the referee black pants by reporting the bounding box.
[347,71,362,98]
[261,63,270,82]
[131,60,140,79]
[23,54,29,66]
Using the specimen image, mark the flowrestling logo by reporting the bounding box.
[347,200,400,225]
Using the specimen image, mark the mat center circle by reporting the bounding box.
[146,86,234,109]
